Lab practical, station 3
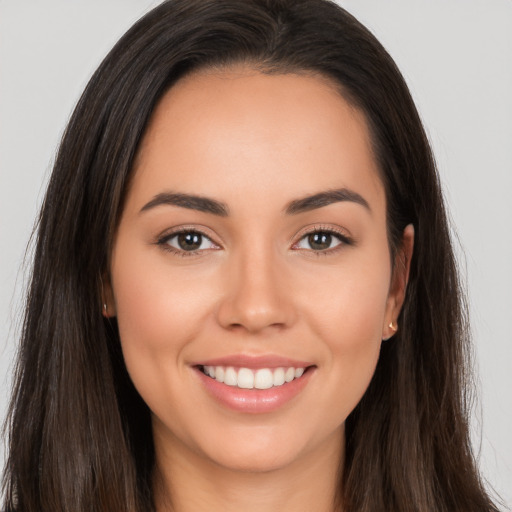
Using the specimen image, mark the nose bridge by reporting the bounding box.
[216,238,295,333]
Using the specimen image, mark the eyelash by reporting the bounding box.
[292,225,353,256]
[156,226,218,258]
[156,225,353,258]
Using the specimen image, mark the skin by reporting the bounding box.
[105,68,413,512]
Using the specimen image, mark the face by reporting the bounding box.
[106,68,412,474]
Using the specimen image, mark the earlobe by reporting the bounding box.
[382,224,414,340]
[383,321,398,341]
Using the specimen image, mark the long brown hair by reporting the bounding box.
[2,1,501,510]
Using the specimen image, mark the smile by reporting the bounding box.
[194,358,316,413]
[200,365,306,390]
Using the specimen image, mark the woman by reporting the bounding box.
[1,0,503,511]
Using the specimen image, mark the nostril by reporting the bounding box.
[215,269,297,332]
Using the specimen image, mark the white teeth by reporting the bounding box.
[237,368,255,389]
[224,367,237,386]
[215,366,224,383]
[202,365,307,389]
[254,368,273,389]
[273,367,285,386]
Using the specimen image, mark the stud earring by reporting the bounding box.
[103,303,108,316]
[383,321,398,341]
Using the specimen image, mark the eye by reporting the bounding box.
[295,229,349,252]
[159,230,218,254]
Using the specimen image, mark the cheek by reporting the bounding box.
[109,248,214,390]
[297,252,390,407]
[109,254,229,437]
[112,243,210,334]
[300,250,391,344]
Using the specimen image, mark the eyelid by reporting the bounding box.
[154,223,353,256]
[290,224,354,251]
[155,225,222,255]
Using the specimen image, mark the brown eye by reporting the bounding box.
[163,231,217,252]
[308,232,333,250]
[177,232,202,251]
[296,230,344,251]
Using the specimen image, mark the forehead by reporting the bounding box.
[128,68,385,216]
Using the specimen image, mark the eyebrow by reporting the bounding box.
[284,188,370,215]
[140,192,230,216]
[139,187,370,217]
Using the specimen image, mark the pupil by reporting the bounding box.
[309,232,332,250]
[178,232,201,250]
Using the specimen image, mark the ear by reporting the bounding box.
[101,272,117,318]
[382,224,414,340]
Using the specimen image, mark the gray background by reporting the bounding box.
[1,0,511,507]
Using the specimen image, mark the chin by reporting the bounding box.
[199,425,337,474]
[208,446,302,474]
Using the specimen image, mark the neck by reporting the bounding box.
[153,428,344,512]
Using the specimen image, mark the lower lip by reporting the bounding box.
[195,367,315,414]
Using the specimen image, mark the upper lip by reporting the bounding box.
[193,354,314,369]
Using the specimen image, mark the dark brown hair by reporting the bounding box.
[2,1,501,511]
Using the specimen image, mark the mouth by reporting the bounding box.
[197,364,311,390]
[192,355,316,413]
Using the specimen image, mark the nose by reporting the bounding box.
[215,247,296,334]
